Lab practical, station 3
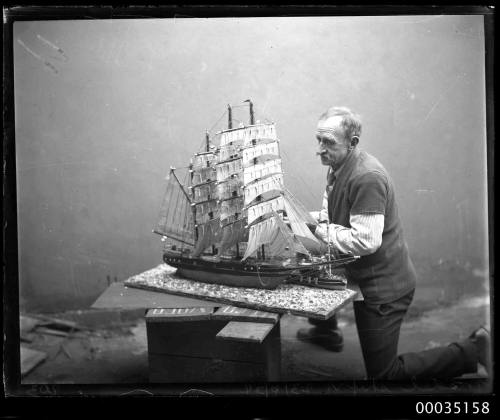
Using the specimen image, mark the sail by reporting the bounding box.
[242,212,309,260]
[283,187,318,225]
[220,196,245,222]
[242,124,277,146]
[218,123,275,146]
[218,127,246,147]
[244,173,283,205]
[216,158,243,180]
[218,218,248,255]
[247,195,285,226]
[193,200,219,224]
[283,194,324,254]
[192,218,222,256]
[217,178,243,201]
[243,158,282,185]
[155,170,194,245]
[242,140,280,166]
[192,181,217,202]
[219,141,243,162]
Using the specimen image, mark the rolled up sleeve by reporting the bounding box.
[315,213,384,256]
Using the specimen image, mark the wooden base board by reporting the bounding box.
[125,264,357,320]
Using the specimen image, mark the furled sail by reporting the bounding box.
[155,170,194,245]
[242,212,309,260]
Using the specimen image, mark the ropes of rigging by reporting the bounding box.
[280,147,319,206]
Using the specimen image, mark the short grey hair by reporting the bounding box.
[318,107,362,142]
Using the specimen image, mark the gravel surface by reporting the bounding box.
[124,264,357,319]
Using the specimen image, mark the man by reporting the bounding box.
[297,106,490,380]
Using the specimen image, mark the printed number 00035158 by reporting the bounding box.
[416,401,490,415]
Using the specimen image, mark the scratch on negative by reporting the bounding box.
[119,389,154,396]
[180,389,215,396]
[17,39,42,60]
[422,96,443,122]
[37,34,68,61]
[18,38,58,74]
[422,74,465,122]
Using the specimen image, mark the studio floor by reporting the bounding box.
[19,291,491,393]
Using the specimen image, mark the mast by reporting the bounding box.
[228,104,232,129]
[244,99,255,125]
[189,141,220,256]
[246,99,263,257]
[188,162,198,242]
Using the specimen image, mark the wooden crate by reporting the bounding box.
[146,307,281,383]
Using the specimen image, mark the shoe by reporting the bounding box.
[308,317,338,329]
[469,326,491,375]
[296,327,344,352]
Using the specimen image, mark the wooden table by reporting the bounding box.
[92,283,282,382]
[145,305,281,383]
[92,266,358,383]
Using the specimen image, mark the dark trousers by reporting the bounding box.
[314,290,479,380]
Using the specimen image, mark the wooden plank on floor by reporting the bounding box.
[20,315,42,333]
[145,307,214,322]
[124,264,358,320]
[212,306,280,324]
[91,281,218,310]
[216,321,275,343]
[20,346,47,376]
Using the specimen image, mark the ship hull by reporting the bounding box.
[163,252,297,289]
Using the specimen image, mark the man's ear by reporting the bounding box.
[350,136,359,148]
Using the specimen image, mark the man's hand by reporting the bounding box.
[313,223,328,243]
[309,211,321,222]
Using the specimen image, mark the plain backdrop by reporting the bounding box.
[13,16,489,311]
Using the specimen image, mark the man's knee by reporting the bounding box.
[366,356,408,381]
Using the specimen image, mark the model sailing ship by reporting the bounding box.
[154,101,358,289]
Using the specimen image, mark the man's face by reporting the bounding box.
[316,116,350,168]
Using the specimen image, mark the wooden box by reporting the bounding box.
[146,307,281,383]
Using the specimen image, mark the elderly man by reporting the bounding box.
[297,106,490,380]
